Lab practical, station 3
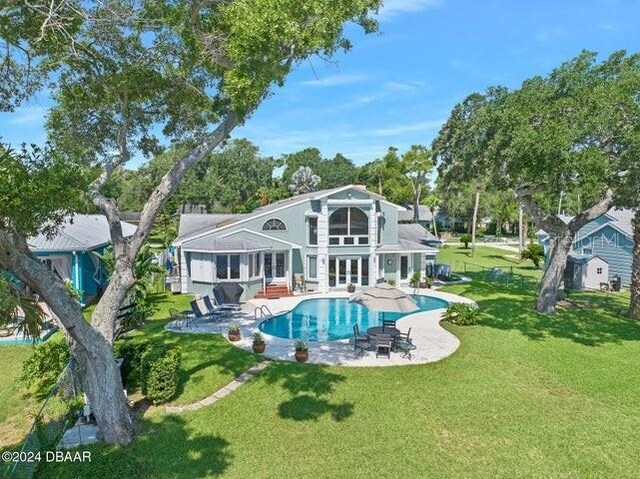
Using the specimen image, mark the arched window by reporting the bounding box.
[329,207,369,245]
[262,218,287,231]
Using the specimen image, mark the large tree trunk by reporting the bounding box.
[413,188,420,223]
[516,186,613,314]
[629,210,640,320]
[471,190,480,257]
[0,233,136,445]
[536,232,572,314]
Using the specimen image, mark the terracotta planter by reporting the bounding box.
[295,350,309,363]
[228,332,241,342]
[253,342,266,353]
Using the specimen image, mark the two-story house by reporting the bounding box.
[172,185,439,300]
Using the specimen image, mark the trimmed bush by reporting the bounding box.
[139,342,181,404]
[114,339,151,388]
[442,303,478,326]
[143,346,181,405]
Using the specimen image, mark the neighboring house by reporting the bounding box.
[173,185,439,300]
[537,208,634,289]
[28,215,137,302]
[398,205,434,230]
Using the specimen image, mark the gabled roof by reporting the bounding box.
[377,223,438,254]
[567,253,608,265]
[29,215,136,253]
[537,208,634,239]
[174,185,393,246]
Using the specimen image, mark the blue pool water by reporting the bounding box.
[259,295,449,341]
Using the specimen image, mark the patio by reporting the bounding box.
[164,288,475,367]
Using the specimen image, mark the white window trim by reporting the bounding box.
[307,255,318,280]
[215,254,241,281]
[329,207,369,245]
[262,218,288,231]
[308,216,318,246]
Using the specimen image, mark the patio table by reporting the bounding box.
[366,326,401,338]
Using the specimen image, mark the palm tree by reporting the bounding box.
[0,277,44,339]
[424,193,441,238]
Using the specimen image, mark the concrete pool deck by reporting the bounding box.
[164,288,476,367]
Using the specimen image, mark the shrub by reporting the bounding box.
[21,340,70,397]
[253,332,264,345]
[114,339,151,388]
[521,243,545,269]
[442,303,478,326]
[409,271,421,288]
[459,234,472,248]
[228,323,240,335]
[144,347,181,405]
[139,342,181,404]
[294,340,308,352]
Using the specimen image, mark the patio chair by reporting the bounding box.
[212,290,242,311]
[395,328,416,360]
[191,299,223,324]
[382,319,397,329]
[353,325,372,356]
[375,334,392,359]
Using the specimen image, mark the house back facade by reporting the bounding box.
[537,208,635,288]
[173,185,439,300]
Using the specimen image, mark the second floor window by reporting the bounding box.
[308,217,318,245]
[329,207,369,245]
[263,218,287,231]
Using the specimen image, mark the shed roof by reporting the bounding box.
[398,205,434,223]
[29,215,136,253]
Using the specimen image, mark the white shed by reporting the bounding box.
[565,254,609,290]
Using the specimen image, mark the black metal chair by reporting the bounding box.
[375,334,392,359]
[395,328,416,360]
[382,319,397,329]
[353,325,372,356]
[169,308,184,329]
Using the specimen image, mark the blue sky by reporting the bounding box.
[2,0,640,167]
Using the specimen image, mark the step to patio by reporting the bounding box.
[165,360,272,414]
[255,285,293,299]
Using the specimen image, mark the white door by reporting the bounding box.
[264,252,287,283]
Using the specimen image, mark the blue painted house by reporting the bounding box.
[537,208,635,288]
[28,215,136,303]
[173,185,439,300]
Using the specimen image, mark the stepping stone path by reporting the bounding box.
[165,360,271,414]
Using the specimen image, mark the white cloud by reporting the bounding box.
[377,0,442,20]
[383,80,426,92]
[534,26,567,43]
[8,106,48,126]
[373,119,444,137]
[597,22,617,32]
[300,73,370,87]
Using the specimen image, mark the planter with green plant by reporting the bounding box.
[228,323,241,342]
[442,303,478,326]
[347,283,356,293]
[252,332,266,353]
[419,276,432,289]
[409,271,421,288]
[294,340,308,362]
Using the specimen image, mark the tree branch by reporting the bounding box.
[128,111,239,256]
[515,185,568,235]
[567,188,614,232]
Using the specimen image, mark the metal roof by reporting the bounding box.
[28,215,137,252]
[182,236,266,252]
[567,253,608,265]
[376,223,439,253]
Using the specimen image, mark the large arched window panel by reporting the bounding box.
[329,207,369,245]
[262,218,287,231]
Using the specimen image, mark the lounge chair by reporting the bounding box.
[353,325,372,356]
[203,296,230,316]
[375,334,392,359]
[191,299,225,323]
[212,290,242,311]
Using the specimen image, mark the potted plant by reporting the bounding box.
[347,283,356,293]
[227,323,241,342]
[419,276,432,289]
[252,332,266,353]
[294,340,308,363]
[409,271,421,288]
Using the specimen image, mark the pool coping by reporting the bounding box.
[165,287,476,367]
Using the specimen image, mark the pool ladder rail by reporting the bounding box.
[254,304,273,320]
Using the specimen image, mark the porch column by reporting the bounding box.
[72,251,84,302]
[288,249,293,292]
[317,199,329,292]
[179,247,188,293]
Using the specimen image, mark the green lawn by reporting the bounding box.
[0,345,38,451]
[436,244,542,278]
[36,247,640,478]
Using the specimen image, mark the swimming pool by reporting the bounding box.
[259,295,449,341]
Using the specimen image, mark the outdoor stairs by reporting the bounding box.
[255,284,292,299]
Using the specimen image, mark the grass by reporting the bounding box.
[0,345,39,451]
[437,244,542,278]
[36,247,640,478]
